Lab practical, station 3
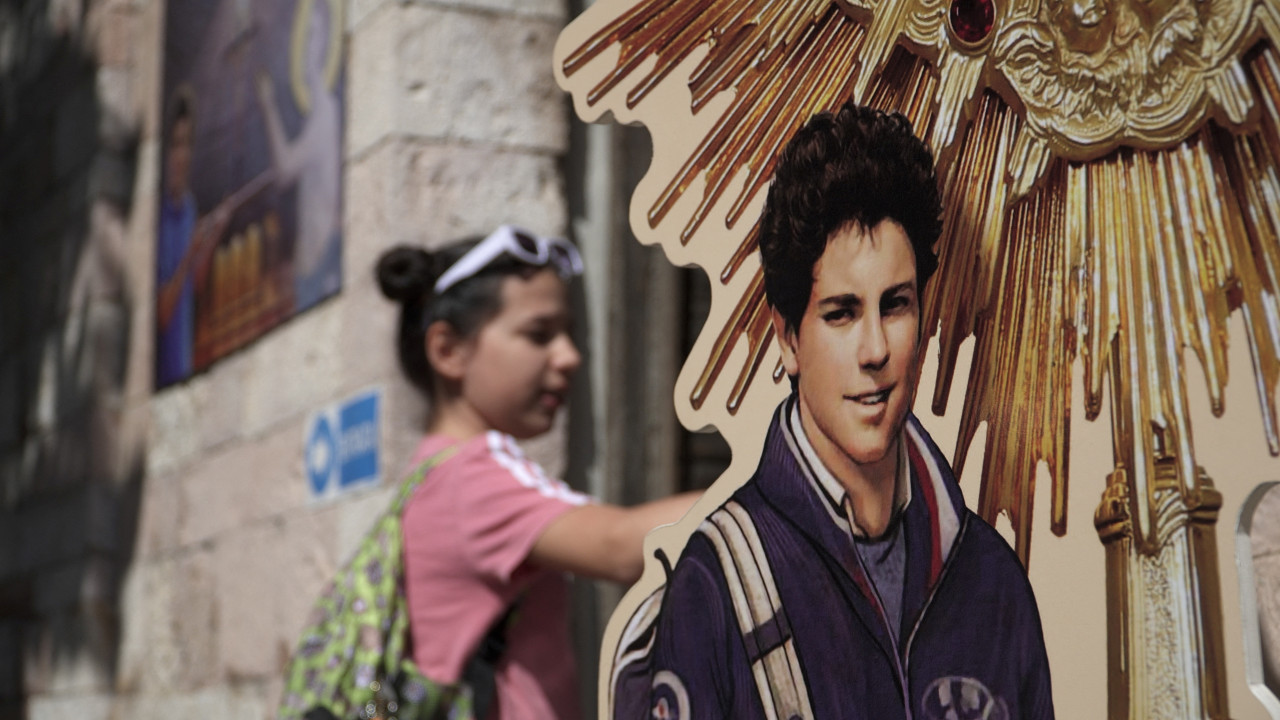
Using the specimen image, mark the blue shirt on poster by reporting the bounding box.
[156,191,197,387]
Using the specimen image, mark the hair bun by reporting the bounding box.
[376,246,433,303]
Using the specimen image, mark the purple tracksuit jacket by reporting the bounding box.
[636,400,1054,719]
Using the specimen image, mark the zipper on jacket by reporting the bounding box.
[848,533,913,719]
[901,513,971,719]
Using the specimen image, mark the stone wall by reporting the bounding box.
[1,0,575,717]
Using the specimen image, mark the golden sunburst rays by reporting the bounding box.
[557,0,1280,563]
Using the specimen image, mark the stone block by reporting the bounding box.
[398,8,567,151]
[402,141,567,244]
[344,3,398,157]
[341,140,404,295]
[347,5,567,157]
[94,4,138,69]
[178,421,310,548]
[214,508,341,679]
[194,353,248,452]
[241,300,344,437]
[25,691,111,720]
[336,281,400,391]
[147,385,201,479]
[124,685,271,720]
[114,550,227,695]
[115,559,180,694]
[134,471,181,559]
[169,549,220,690]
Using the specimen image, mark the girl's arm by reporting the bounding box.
[529,492,701,585]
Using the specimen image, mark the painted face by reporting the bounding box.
[774,219,921,487]
[458,268,581,440]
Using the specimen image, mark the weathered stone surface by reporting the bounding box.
[406,141,567,242]
[380,375,431,480]
[343,138,565,292]
[178,421,309,548]
[133,471,180,560]
[213,508,340,680]
[336,277,400,391]
[193,353,248,453]
[347,4,567,157]
[147,386,201,479]
[169,550,220,690]
[114,553,218,694]
[25,691,112,720]
[111,685,269,720]
[114,560,179,694]
[241,300,344,438]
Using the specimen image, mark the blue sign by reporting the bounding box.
[304,388,382,501]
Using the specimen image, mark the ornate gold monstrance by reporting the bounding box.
[555,0,1280,715]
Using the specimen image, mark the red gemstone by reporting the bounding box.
[950,0,995,44]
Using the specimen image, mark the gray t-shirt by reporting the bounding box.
[854,516,907,641]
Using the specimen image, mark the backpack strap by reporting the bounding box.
[390,446,460,515]
[700,500,814,720]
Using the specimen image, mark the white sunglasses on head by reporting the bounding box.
[433,225,584,295]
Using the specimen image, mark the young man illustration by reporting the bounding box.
[156,90,231,388]
[628,103,1054,719]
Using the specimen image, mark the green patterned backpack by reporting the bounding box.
[278,448,496,720]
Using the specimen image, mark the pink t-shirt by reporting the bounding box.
[402,431,591,720]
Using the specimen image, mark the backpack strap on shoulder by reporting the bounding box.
[391,446,460,515]
[700,500,814,720]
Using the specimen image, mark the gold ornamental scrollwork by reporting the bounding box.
[991,0,1259,159]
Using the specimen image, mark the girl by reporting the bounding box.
[376,225,697,719]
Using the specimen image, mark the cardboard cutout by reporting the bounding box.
[556,0,1280,717]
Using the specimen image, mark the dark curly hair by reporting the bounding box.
[758,103,942,334]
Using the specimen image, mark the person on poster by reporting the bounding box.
[156,89,232,388]
[255,0,341,311]
[625,103,1054,719]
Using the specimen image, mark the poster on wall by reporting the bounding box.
[156,0,345,389]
